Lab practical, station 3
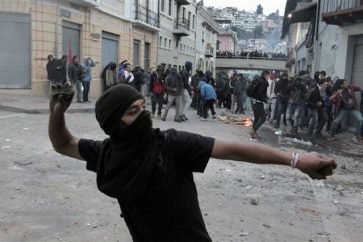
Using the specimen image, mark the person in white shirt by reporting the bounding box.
[124,63,134,86]
[266,73,277,124]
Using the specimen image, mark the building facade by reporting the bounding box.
[195,3,219,75]
[0,0,159,97]
[284,0,363,89]
[157,0,197,72]
[131,0,159,74]
[217,30,238,52]
[315,0,363,90]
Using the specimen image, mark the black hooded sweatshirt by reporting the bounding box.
[181,61,193,93]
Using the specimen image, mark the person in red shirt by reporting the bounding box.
[149,66,165,118]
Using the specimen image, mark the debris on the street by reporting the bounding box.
[263,223,271,228]
[283,137,313,146]
[1,146,11,149]
[250,197,259,205]
[217,114,253,127]
[239,232,249,236]
[13,160,33,166]
[5,139,11,142]
[274,130,283,136]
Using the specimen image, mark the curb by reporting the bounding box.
[0,105,95,114]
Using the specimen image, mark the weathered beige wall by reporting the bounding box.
[0,0,137,97]
[132,27,158,71]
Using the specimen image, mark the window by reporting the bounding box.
[193,15,195,29]
[180,44,182,51]
[169,39,171,49]
[182,7,185,19]
[133,40,140,67]
[188,12,191,27]
[159,36,163,46]
[161,0,165,12]
[144,42,150,72]
[168,0,172,16]
[164,37,167,48]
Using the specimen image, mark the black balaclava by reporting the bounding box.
[205,71,213,83]
[185,61,193,72]
[96,84,144,135]
[94,84,160,201]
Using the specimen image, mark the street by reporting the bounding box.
[0,107,362,242]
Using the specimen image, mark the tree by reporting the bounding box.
[254,25,264,38]
[268,12,280,24]
[231,26,254,40]
[256,4,263,15]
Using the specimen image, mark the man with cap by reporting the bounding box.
[49,85,337,241]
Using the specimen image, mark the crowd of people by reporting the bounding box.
[47,54,363,143]
[143,63,363,143]
[101,60,145,93]
[217,50,287,60]
[238,70,363,143]
[46,54,95,103]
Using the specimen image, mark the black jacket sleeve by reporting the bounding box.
[256,79,268,103]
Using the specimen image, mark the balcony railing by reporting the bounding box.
[175,18,190,31]
[69,0,99,7]
[322,0,363,25]
[175,0,190,6]
[134,5,160,28]
[205,44,214,57]
[324,0,362,13]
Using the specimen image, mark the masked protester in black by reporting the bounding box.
[49,85,337,241]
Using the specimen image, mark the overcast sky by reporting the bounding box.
[203,0,286,15]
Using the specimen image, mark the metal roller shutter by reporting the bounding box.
[351,35,363,108]
[101,32,119,70]
[62,21,81,61]
[352,35,363,89]
[0,12,31,88]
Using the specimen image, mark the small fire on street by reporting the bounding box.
[217,114,253,127]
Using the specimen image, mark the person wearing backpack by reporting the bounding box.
[286,77,307,136]
[233,74,247,114]
[149,66,165,118]
[248,70,269,139]
[274,73,290,129]
[162,67,183,122]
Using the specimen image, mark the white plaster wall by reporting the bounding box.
[315,22,363,78]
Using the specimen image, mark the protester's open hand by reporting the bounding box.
[49,92,74,114]
[297,152,337,180]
